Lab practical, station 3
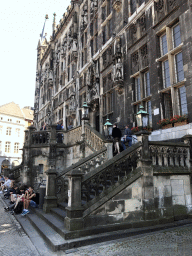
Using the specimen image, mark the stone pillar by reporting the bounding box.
[50,124,57,144]
[64,170,84,231]
[27,125,36,145]
[136,131,157,221]
[183,135,192,168]
[43,168,57,213]
[105,141,113,160]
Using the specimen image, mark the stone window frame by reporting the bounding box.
[101,0,113,46]
[6,127,11,136]
[157,21,187,117]
[5,141,11,153]
[14,142,19,154]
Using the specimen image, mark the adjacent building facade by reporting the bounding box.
[0,102,33,172]
[34,0,192,139]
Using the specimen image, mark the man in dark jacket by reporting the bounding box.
[122,125,132,150]
[112,124,122,154]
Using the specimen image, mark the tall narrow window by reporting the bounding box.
[144,72,150,97]
[6,127,11,136]
[15,128,20,137]
[160,34,168,56]
[14,143,19,154]
[0,126,2,134]
[131,0,137,14]
[178,86,188,115]
[5,142,11,153]
[0,141,2,152]
[135,77,141,101]
[175,52,184,82]
[173,24,181,48]
[163,60,171,88]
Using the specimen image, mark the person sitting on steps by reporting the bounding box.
[21,186,36,216]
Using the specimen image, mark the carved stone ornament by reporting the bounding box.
[113,0,122,13]
[169,0,176,7]
[138,14,146,32]
[155,0,164,12]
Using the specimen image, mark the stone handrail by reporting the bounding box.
[81,142,142,208]
[149,141,190,168]
[56,147,108,179]
[84,124,106,151]
[31,130,51,145]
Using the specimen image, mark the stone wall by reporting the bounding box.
[149,123,192,142]
[84,174,192,228]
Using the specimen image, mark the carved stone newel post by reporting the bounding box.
[64,169,84,231]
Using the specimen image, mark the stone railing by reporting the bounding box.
[31,131,51,145]
[84,124,106,151]
[63,126,82,145]
[149,141,190,168]
[56,147,108,202]
[11,164,22,180]
[81,143,142,207]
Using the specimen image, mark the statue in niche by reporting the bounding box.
[115,58,123,80]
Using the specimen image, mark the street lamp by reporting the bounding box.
[136,105,149,128]
[104,118,113,139]
[82,102,89,120]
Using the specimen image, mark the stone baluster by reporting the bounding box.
[158,148,162,166]
[43,168,57,213]
[174,149,179,166]
[180,150,184,167]
[163,152,168,166]
[64,170,84,231]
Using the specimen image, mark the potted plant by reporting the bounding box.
[170,115,188,127]
[157,118,172,129]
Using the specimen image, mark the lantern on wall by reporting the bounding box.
[136,105,149,128]
[81,102,89,120]
[104,118,113,139]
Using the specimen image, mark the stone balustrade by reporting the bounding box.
[84,124,106,151]
[149,142,190,168]
[31,131,51,145]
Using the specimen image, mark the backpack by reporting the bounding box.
[14,201,23,214]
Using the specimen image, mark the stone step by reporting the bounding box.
[58,202,68,210]
[27,213,67,251]
[34,208,67,238]
[50,207,66,221]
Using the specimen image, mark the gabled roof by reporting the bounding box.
[21,108,34,121]
[0,102,24,118]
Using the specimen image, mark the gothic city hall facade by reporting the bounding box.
[34,0,191,135]
[14,0,192,239]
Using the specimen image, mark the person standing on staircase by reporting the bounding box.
[112,124,122,155]
[122,125,132,150]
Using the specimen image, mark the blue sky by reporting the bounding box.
[0,0,71,108]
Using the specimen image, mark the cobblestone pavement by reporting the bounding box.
[1,195,192,256]
[0,197,40,256]
[65,224,192,256]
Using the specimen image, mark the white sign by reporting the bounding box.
[154,108,159,116]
